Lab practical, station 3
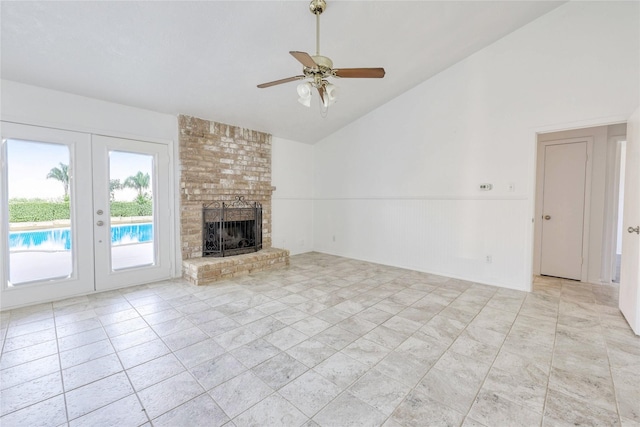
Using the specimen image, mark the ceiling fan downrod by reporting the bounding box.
[309,0,326,56]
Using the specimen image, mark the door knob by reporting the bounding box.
[544,215,551,220]
[96,220,104,226]
[629,226,640,234]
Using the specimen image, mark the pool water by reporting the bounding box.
[9,223,153,250]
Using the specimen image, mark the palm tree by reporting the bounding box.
[109,179,122,201]
[123,171,150,198]
[46,163,69,198]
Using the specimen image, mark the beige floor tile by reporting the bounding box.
[348,370,411,416]
[468,389,542,426]
[136,371,204,419]
[252,352,308,389]
[543,388,620,426]
[62,353,123,391]
[1,253,637,427]
[278,370,342,417]
[548,366,617,413]
[0,394,67,427]
[314,352,368,389]
[390,389,465,427]
[314,391,387,427]
[153,394,228,427]
[209,371,273,419]
[127,353,185,391]
[232,394,308,427]
[65,372,133,420]
[69,394,148,427]
[190,353,247,390]
[287,339,336,369]
[1,354,60,390]
[1,371,63,416]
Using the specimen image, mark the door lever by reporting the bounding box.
[629,226,640,234]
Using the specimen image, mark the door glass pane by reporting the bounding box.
[109,151,155,270]
[6,139,73,284]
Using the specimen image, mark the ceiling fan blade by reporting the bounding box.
[257,75,306,88]
[333,68,386,78]
[317,86,325,105]
[290,51,318,69]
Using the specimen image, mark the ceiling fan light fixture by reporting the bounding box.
[324,82,338,107]
[297,82,312,107]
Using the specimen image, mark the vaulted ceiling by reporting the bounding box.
[1,1,565,143]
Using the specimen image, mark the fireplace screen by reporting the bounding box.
[202,197,262,257]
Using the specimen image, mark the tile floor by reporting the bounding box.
[1,252,639,427]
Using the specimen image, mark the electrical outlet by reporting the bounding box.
[479,183,493,191]
[508,182,515,192]
[486,255,492,263]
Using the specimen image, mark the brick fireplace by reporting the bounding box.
[179,115,289,285]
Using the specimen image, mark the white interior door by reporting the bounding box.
[540,141,588,280]
[91,135,171,291]
[1,123,172,309]
[619,107,640,335]
[1,122,95,308]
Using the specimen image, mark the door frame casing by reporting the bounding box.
[533,137,593,282]
[602,136,627,283]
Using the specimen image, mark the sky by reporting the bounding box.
[5,138,153,201]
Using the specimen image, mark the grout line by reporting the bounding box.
[51,303,72,426]
[597,286,624,425]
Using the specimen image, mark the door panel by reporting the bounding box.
[619,108,640,335]
[92,135,171,291]
[540,141,588,280]
[1,122,94,308]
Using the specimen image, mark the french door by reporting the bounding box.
[0,122,171,309]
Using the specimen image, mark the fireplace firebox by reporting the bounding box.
[202,197,262,257]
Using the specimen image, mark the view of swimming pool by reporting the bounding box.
[9,223,153,250]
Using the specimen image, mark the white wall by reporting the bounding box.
[312,1,639,290]
[271,136,314,255]
[0,79,182,276]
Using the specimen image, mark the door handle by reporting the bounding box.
[96,220,104,226]
[544,215,551,220]
[629,226,640,234]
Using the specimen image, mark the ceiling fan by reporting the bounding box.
[257,0,385,111]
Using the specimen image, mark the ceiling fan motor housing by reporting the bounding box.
[302,55,333,86]
[311,55,332,71]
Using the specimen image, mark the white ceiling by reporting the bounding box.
[1,1,566,144]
